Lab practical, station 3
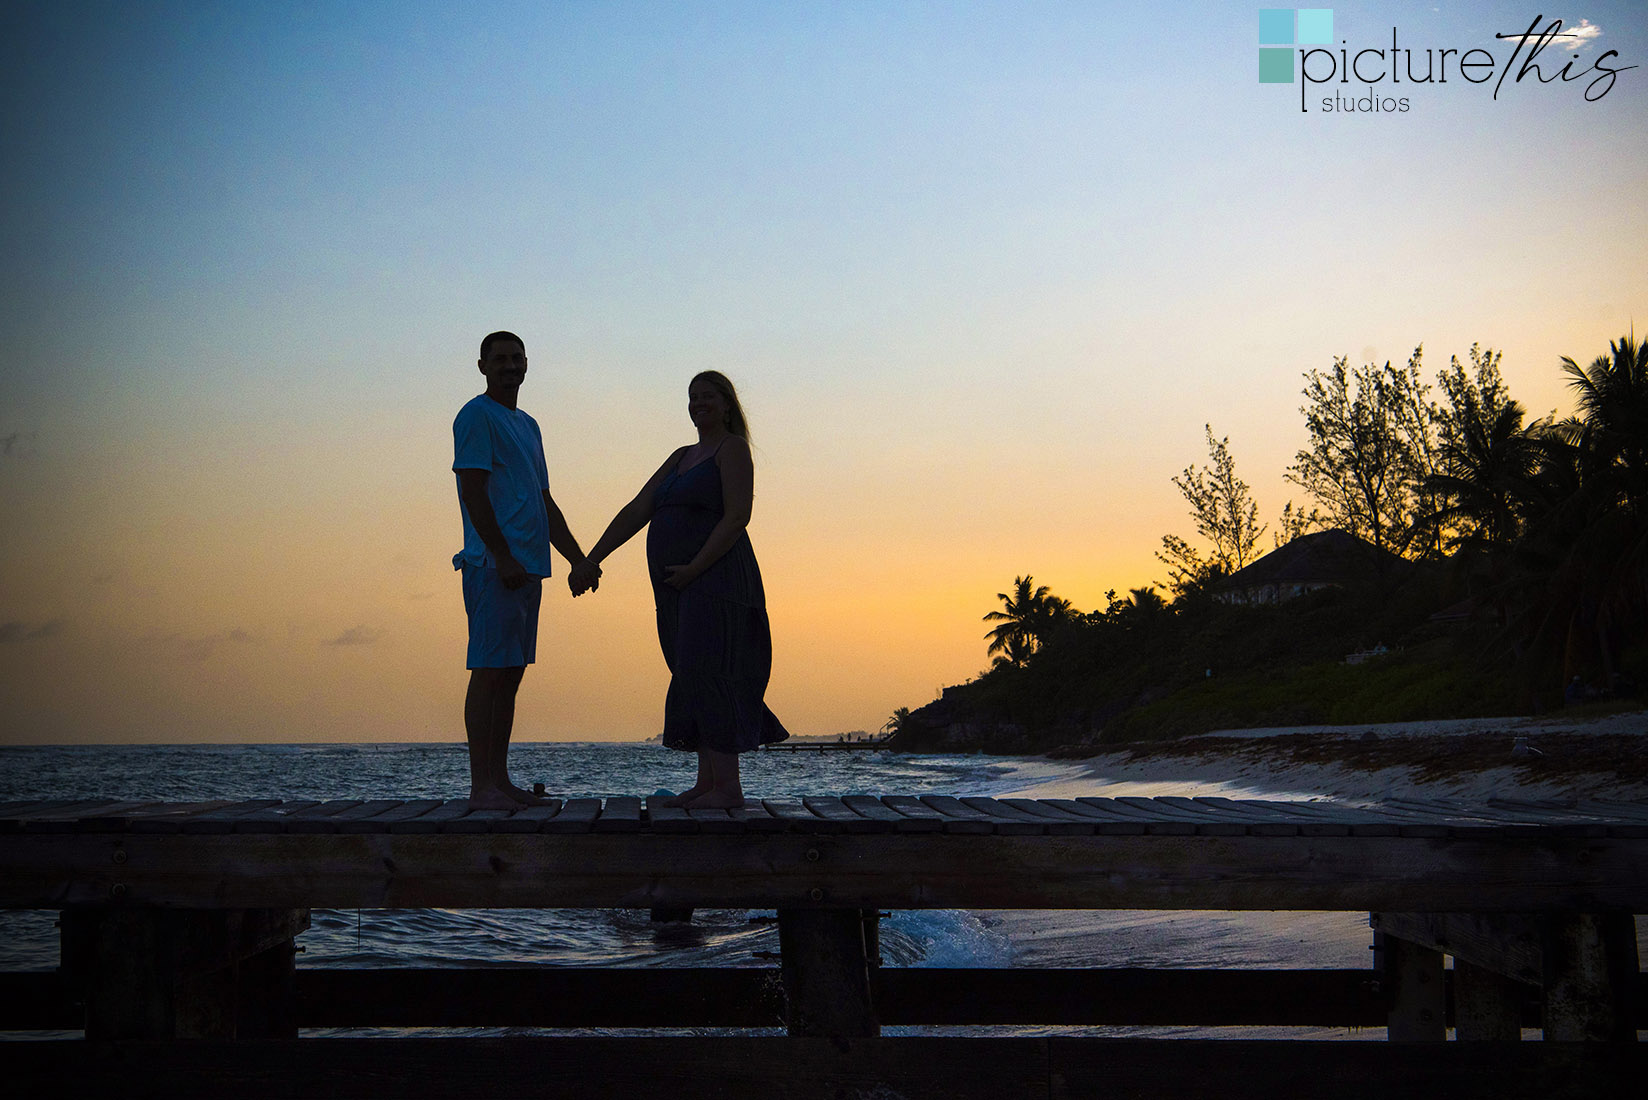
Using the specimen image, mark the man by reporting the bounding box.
[453,331,599,808]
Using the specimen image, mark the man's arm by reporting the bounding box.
[543,489,593,589]
[458,468,529,590]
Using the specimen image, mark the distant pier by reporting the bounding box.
[2,793,1644,1097]
[759,736,894,752]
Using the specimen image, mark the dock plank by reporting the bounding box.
[384,800,473,835]
[493,800,565,834]
[647,797,698,835]
[877,796,950,831]
[4,801,128,833]
[843,795,939,834]
[441,808,513,834]
[1236,799,1397,836]
[803,797,889,834]
[595,796,643,834]
[687,808,746,835]
[1073,798,1198,835]
[339,800,447,834]
[120,801,247,834]
[960,797,1080,835]
[279,800,368,834]
[1113,797,1251,836]
[178,800,289,834]
[22,802,167,833]
[729,802,786,833]
[1035,798,1148,835]
[761,799,834,833]
[541,797,602,835]
[995,799,1097,835]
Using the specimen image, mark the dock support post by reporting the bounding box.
[61,907,309,1040]
[1452,959,1526,1040]
[1541,911,1638,1042]
[777,908,879,1037]
[1374,928,1445,1041]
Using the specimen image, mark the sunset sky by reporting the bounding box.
[3,1,1645,744]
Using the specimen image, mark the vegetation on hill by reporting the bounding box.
[891,334,1647,755]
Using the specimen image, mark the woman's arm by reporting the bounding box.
[585,448,683,567]
[664,436,753,589]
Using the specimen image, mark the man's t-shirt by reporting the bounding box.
[452,394,554,577]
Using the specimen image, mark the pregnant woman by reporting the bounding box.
[576,371,788,807]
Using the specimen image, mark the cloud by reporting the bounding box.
[0,619,65,644]
[1,431,38,460]
[325,625,383,646]
[1559,19,1603,51]
[143,629,256,663]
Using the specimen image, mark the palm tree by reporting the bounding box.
[1561,333,1648,517]
[983,576,1072,667]
[1417,398,1545,552]
[1492,335,1648,700]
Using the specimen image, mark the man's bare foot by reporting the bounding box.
[662,786,709,808]
[505,782,548,805]
[468,788,519,811]
[684,789,746,810]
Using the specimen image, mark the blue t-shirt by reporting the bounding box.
[452,394,554,577]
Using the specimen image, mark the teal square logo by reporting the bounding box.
[1297,9,1333,44]
[1258,9,1294,45]
[1259,47,1294,83]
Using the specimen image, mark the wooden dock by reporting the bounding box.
[2,793,1644,1098]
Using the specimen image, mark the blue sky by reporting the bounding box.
[2,1,1645,742]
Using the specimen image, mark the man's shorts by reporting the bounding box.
[462,565,542,669]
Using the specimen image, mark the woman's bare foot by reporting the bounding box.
[684,789,746,810]
[662,785,710,808]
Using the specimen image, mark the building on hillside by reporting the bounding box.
[1215,529,1409,605]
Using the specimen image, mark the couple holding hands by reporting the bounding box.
[453,331,787,812]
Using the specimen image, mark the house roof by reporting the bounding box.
[1218,529,1410,590]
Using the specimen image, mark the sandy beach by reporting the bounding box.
[1024,709,1648,805]
[976,708,1648,1040]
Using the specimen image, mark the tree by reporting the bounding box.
[982,576,1073,666]
[1418,345,1543,551]
[1157,425,1263,598]
[1155,535,1221,599]
[1385,347,1445,558]
[1561,332,1648,516]
[1273,500,1320,548]
[1286,349,1430,558]
[1172,424,1266,572]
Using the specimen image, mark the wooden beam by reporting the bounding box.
[1376,930,1445,1041]
[5,1037,1647,1099]
[6,833,1647,912]
[57,908,308,1040]
[0,966,1393,1030]
[1454,959,1531,1041]
[14,967,1646,1033]
[1369,912,1543,984]
[778,909,878,1037]
[1541,911,1639,1042]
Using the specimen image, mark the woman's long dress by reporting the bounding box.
[646,452,789,753]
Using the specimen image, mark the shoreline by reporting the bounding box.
[1014,709,1648,804]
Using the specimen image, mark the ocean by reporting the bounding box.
[0,741,1379,1038]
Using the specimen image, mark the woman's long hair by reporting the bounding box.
[692,370,750,444]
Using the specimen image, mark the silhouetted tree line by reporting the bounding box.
[970,334,1646,723]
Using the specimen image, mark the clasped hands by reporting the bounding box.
[568,558,602,597]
